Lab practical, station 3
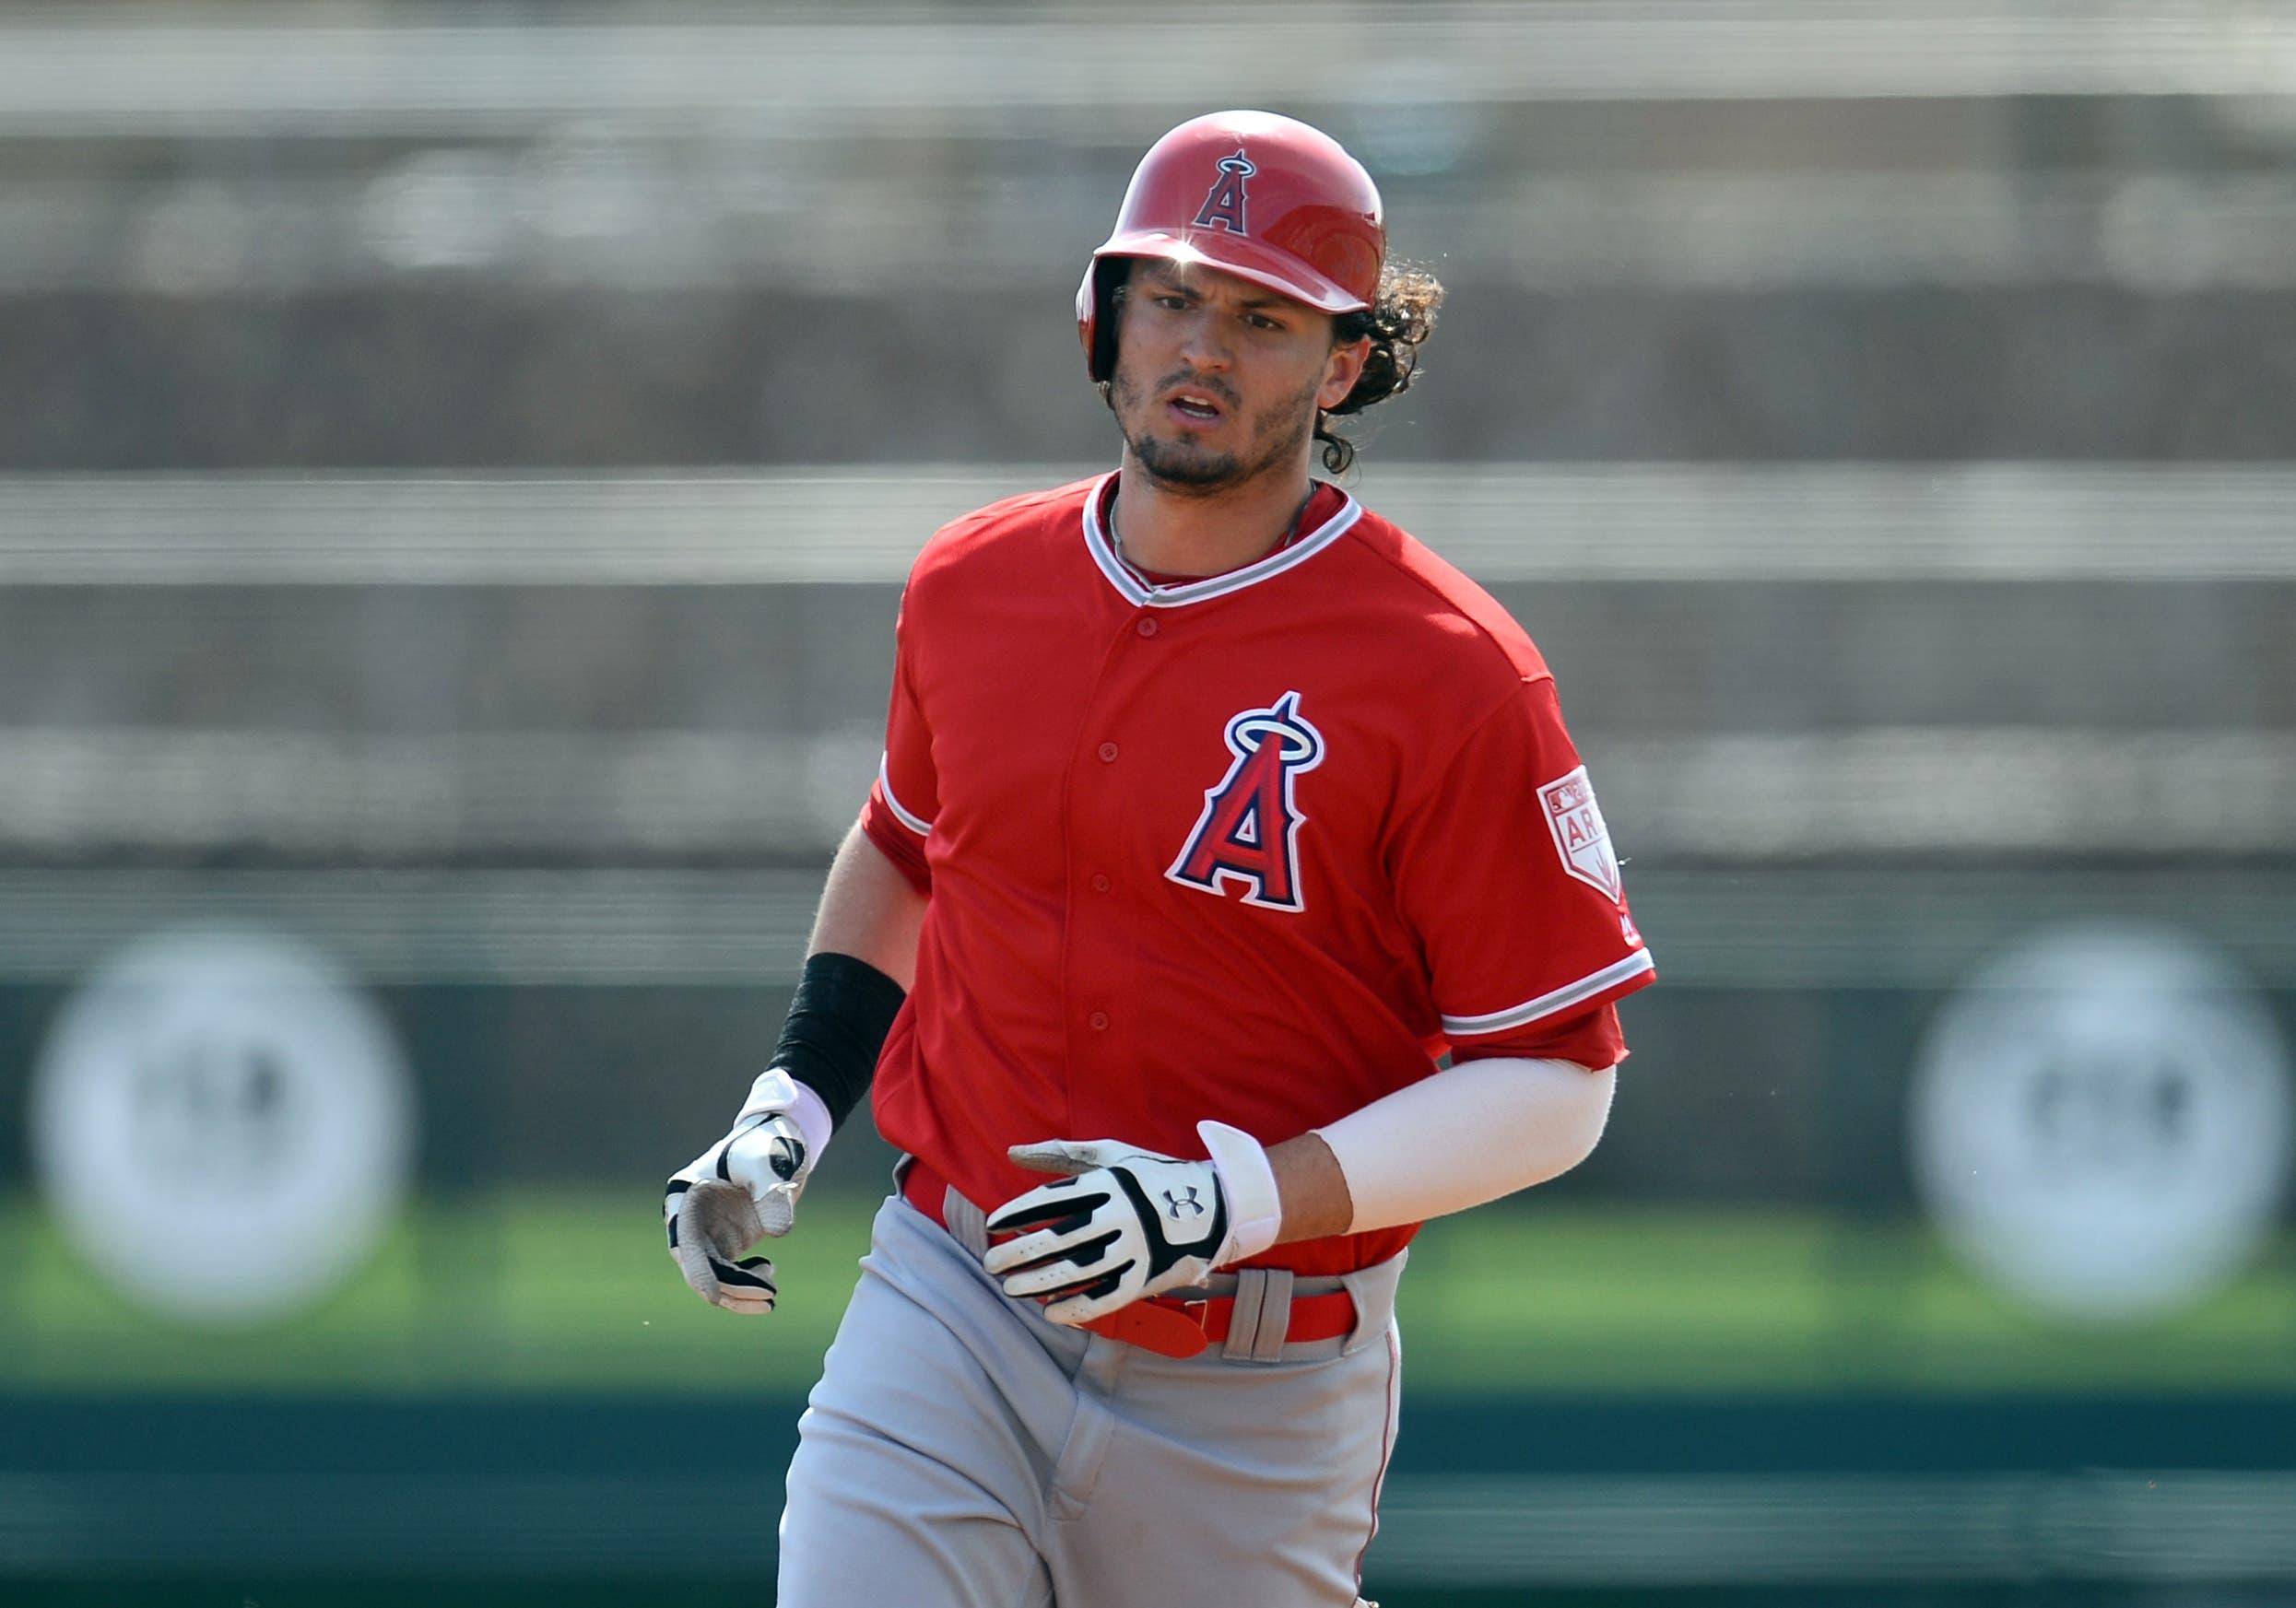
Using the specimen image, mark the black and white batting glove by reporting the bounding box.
[664,1069,828,1316]
[982,1123,1283,1326]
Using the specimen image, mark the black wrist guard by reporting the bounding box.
[772,952,905,1131]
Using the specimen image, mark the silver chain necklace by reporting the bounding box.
[1109,486,1317,584]
[1108,497,1156,585]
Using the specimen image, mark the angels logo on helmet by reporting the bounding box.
[1193,149,1256,234]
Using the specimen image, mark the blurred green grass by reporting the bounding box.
[1,1191,2290,1395]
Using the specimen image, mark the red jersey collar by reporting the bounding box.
[1081,471,1362,609]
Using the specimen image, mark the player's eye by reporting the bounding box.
[1245,312,1284,332]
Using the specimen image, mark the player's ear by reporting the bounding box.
[1318,333,1372,411]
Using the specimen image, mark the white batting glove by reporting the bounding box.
[982,1124,1282,1326]
[664,1069,830,1315]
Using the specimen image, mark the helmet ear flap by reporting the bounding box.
[1078,256,1124,384]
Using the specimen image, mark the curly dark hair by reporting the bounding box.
[1316,264,1444,474]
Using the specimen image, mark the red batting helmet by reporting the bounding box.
[1077,111,1385,382]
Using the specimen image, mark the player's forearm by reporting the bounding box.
[1286,1057,1615,1239]
[744,821,923,1145]
[1263,1133,1355,1243]
[1200,1056,1615,1260]
[808,819,929,991]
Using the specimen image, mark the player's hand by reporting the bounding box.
[664,1069,819,1315]
[982,1137,1231,1325]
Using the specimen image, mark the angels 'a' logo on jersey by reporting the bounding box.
[1193,149,1256,234]
[1167,690,1324,912]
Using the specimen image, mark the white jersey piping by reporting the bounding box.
[876,753,933,836]
[1441,949,1655,1037]
[1079,470,1364,609]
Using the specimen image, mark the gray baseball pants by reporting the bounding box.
[775,1173,1404,1607]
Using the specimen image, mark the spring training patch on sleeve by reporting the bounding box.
[1538,764,1621,902]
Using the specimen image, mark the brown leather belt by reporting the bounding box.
[900,1158,1356,1360]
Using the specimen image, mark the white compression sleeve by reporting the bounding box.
[1313,1056,1617,1234]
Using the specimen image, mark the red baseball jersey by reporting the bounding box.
[859,473,1654,1276]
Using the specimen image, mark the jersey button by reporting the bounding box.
[1089,1011,1110,1031]
[1136,617,1160,638]
[1097,742,1119,763]
[1090,874,1112,893]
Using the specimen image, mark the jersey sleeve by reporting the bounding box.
[1447,1001,1627,1071]
[856,602,938,895]
[1393,677,1654,1065]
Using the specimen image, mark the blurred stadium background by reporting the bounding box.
[3,2,2295,1604]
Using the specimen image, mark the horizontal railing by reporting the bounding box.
[0,864,2285,985]
[0,5,2289,138]
[6,464,2295,583]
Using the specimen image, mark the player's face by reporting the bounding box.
[1107,259,1371,495]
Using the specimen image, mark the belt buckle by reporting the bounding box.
[1089,1296,1212,1359]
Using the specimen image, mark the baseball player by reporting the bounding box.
[666,110,1655,1607]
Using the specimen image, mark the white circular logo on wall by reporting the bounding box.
[1910,924,2290,1323]
[30,926,416,1325]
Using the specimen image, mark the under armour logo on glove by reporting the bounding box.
[1161,1186,1207,1219]
[765,1133,807,1182]
[983,1138,1232,1326]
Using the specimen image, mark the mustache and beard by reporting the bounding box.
[1108,364,1324,498]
